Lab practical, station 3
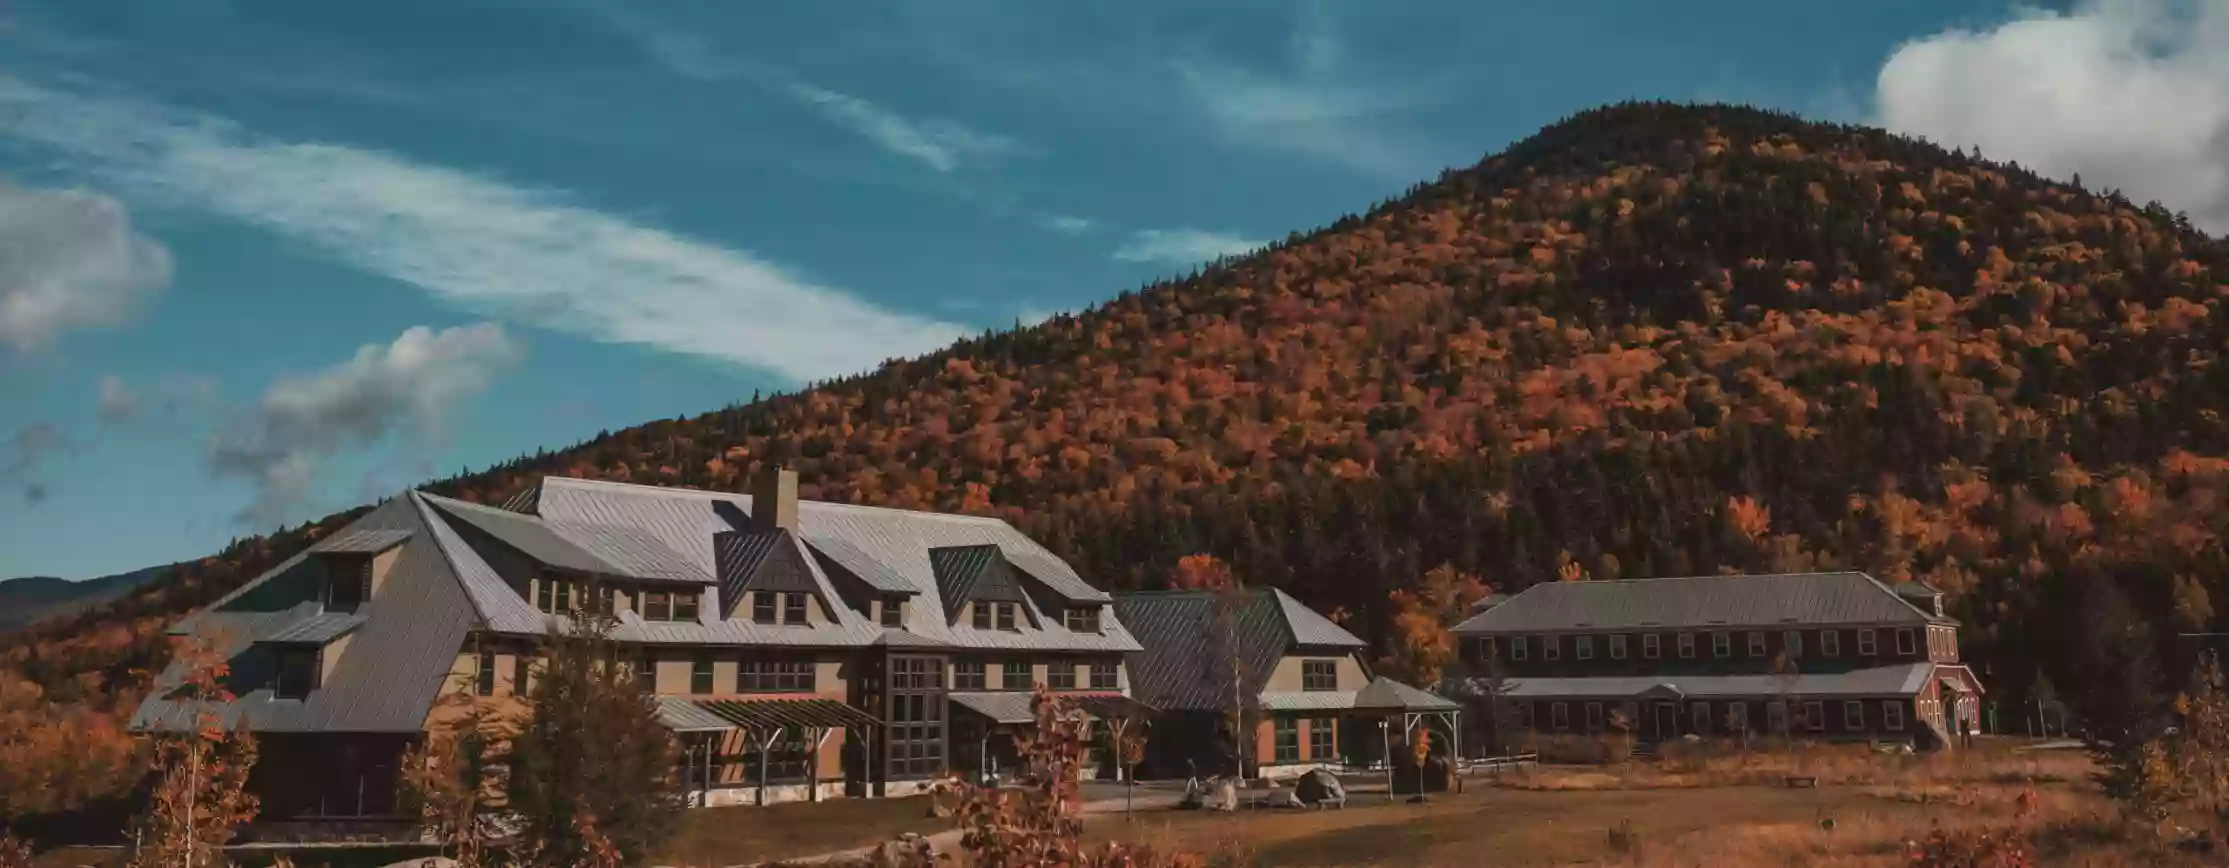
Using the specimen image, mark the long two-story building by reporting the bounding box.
[132,471,1145,826]
[1452,572,1984,750]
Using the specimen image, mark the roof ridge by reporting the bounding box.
[1543,570,1870,585]
[538,475,1017,526]
[405,492,496,626]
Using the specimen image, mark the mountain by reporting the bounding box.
[0,567,171,635]
[8,100,2229,754]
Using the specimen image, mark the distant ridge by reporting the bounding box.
[0,566,171,634]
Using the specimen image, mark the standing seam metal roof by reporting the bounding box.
[1113,589,1326,711]
[1452,572,1952,634]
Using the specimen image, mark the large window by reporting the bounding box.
[1301,659,1338,692]
[1048,663,1078,691]
[1063,607,1101,633]
[782,592,808,625]
[738,659,814,693]
[887,657,946,779]
[751,592,776,624]
[954,661,986,690]
[1274,718,1299,763]
[1858,629,1878,656]
[1308,718,1335,760]
[475,649,496,697]
[275,648,318,699]
[1089,662,1118,690]
[1002,660,1033,691]
[691,657,715,694]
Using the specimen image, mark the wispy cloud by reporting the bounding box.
[96,372,219,428]
[0,179,173,352]
[1112,228,1266,267]
[1,423,69,504]
[788,83,1025,173]
[1171,1,1436,179]
[209,323,523,524]
[1875,0,2229,232]
[0,76,967,382]
[1039,214,1095,235]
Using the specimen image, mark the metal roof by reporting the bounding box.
[427,494,615,575]
[424,494,712,585]
[949,691,1153,724]
[1260,691,1359,712]
[306,528,414,554]
[1353,677,1461,712]
[691,697,884,731]
[1113,589,1337,711]
[1271,589,1367,649]
[1453,572,1952,635]
[870,627,952,648]
[254,611,368,645]
[135,495,476,734]
[1475,662,1939,700]
[526,477,1138,653]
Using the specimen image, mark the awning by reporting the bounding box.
[253,611,368,645]
[654,696,882,733]
[949,692,1156,725]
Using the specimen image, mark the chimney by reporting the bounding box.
[751,466,799,532]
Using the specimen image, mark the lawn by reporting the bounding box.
[659,795,947,867]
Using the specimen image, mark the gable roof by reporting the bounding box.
[1113,587,1364,711]
[521,476,1138,652]
[135,495,477,734]
[1452,572,1953,635]
[423,493,709,584]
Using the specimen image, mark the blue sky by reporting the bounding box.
[7,0,2225,581]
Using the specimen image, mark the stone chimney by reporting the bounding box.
[751,466,799,532]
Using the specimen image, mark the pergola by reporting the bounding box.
[1351,677,1463,794]
[947,692,1157,780]
[657,697,883,805]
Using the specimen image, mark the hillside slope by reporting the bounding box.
[0,567,169,635]
[10,100,2229,733]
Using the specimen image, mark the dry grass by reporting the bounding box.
[658,795,949,867]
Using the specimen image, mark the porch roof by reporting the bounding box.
[1484,662,1935,701]
[654,696,882,733]
[948,691,1154,725]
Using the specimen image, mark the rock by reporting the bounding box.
[1208,777,1240,812]
[1294,768,1348,810]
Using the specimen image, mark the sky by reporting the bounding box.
[5,0,2227,581]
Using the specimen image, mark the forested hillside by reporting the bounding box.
[10,103,2229,808]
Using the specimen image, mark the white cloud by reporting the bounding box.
[1173,2,1432,178]
[96,375,136,424]
[0,77,968,382]
[1876,0,2229,232]
[1040,214,1095,235]
[1112,228,1266,266]
[788,83,1025,173]
[209,323,523,524]
[0,180,173,352]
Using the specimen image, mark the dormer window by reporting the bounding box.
[881,597,906,628]
[534,578,576,615]
[971,602,1018,631]
[274,647,319,699]
[1062,606,1101,633]
[782,592,808,624]
[326,556,369,611]
[752,592,776,624]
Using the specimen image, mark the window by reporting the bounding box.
[782,592,808,625]
[1804,701,1826,732]
[636,654,657,688]
[1609,634,1628,660]
[745,591,772,624]
[738,659,814,692]
[1302,659,1338,692]
[995,602,1017,631]
[1711,632,1731,658]
[1642,633,1661,659]
[1089,662,1118,690]
[1308,718,1335,760]
[1843,701,1864,730]
[1478,637,1497,663]
[554,580,573,614]
[1785,630,1803,659]
[1747,632,1767,657]
[1883,701,1905,731]
[1048,663,1078,691]
[881,597,906,628]
[641,591,671,621]
[890,656,945,690]
[690,657,715,694]
[1767,701,1788,734]
[1510,636,1529,661]
[1550,702,1570,731]
[1002,660,1033,690]
[744,728,813,784]
[1520,702,1536,731]
[886,658,945,780]
[595,584,616,616]
[1857,628,1878,656]
[534,579,554,614]
[1576,635,1595,660]
[1690,702,1710,732]
[674,590,700,622]
[1063,607,1101,632]
[475,649,496,697]
[275,648,318,699]
[1896,628,1916,656]
[1678,633,1696,659]
[1727,701,1749,733]
[954,661,986,690]
[1585,702,1605,732]
[1820,630,1840,657]
[1543,636,1561,661]
[328,557,369,610]
[1274,718,1300,763]
[972,602,993,630]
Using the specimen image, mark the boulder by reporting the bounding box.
[1294,768,1347,809]
[1207,777,1240,812]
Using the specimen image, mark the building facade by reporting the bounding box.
[1115,588,1459,781]
[132,471,1143,826]
[1452,572,1984,750]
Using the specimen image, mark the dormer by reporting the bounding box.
[715,528,827,625]
[930,544,1037,631]
[305,528,412,613]
[252,610,366,700]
